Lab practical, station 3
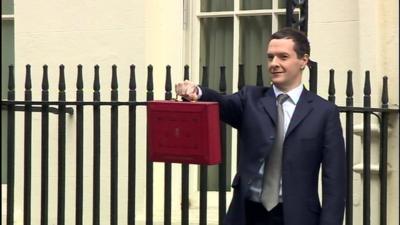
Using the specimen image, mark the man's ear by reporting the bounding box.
[302,54,309,68]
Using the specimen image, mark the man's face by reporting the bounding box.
[266,38,308,91]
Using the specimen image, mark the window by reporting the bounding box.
[187,0,295,190]
[2,0,15,184]
[196,0,289,89]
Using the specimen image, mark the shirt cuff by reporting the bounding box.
[197,86,202,99]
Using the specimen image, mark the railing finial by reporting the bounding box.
[219,66,226,94]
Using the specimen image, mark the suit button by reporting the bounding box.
[247,179,253,185]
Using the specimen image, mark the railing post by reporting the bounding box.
[182,65,190,225]
[110,65,119,225]
[76,64,84,225]
[57,65,66,225]
[345,70,354,225]
[23,65,33,225]
[199,66,208,225]
[41,65,49,225]
[7,65,15,225]
[181,65,190,225]
[379,76,388,225]
[218,66,227,225]
[146,65,154,225]
[92,65,101,225]
[363,71,371,225]
[128,64,137,225]
[164,65,172,225]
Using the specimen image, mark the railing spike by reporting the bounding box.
[42,65,49,91]
[94,65,100,91]
[111,65,118,90]
[184,65,190,80]
[59,65,66,91]
[364,71,371,95]
[201,66,209,88]
[328,69,335,103]
[25,64,32,90]
[8,65,15,91]
[147,65,154,91]
[381,76,388,108]
[77,65,83,90]
[165,65,172,92]
[346,70,353,98]
[129,65,136,91]
[238,64,245,90]
[219,66,226,94]
[364,71,371,107]
[345,70,354,109]
[256,65,263,86]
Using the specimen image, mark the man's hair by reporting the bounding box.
[270,27,310,58]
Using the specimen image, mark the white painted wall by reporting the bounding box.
[309,1,399,224]
[12,0,186,224]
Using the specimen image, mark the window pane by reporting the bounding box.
[201,0,233,12]
[239,16,272,86]
[277,14,287,29]
[1,0,14,15]
[199,17,233,191]
[200,17,233,92]
[241,0,272,10]
[278,0,286,9]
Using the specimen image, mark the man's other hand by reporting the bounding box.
[175,80,200,101]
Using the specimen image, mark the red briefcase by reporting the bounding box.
[147,100,221,165]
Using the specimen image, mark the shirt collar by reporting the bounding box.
[272,84,304,105]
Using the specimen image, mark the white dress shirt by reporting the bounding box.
[272,84,304,136]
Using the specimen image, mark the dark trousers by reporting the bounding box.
[245,200,284,225]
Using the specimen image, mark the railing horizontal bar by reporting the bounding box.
[1,100,149,106]
[2,102,399,113]
[338,106,398,113]
[1,105,74,115]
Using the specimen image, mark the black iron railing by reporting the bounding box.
[1,64,399,225]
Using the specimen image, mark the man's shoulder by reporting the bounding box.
[306,90,339,112]
[239,85,270,97]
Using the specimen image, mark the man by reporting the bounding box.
[175,28,346,225]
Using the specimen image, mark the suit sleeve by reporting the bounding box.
[320,106,346,225]
[198,86,246,129]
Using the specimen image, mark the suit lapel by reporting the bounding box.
[285,89,314,138]
[260,88,278,126]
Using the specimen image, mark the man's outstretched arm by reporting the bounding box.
[175,80,246,129]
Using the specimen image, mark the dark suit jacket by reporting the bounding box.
[199,85,346,225]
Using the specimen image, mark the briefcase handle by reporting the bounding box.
[171,93,180,102]
[172,94,196,102]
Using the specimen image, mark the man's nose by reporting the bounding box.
[269,57,279,67]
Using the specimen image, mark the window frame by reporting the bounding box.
[185,0,293,88]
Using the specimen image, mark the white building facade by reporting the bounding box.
[1,0,399,224]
